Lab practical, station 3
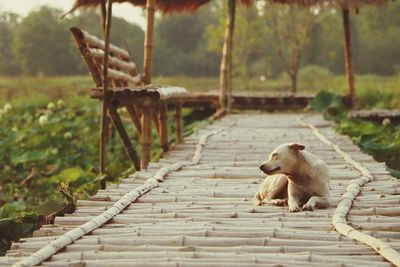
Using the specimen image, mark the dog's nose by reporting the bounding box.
[259,165,265,172]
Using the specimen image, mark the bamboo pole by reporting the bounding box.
[108,105,140,170]
[142,0,156,85]
[159,103,169,152]
[140,106,152,170]
[126,105,142,136]
[219,0,236,113]
[342,8,356,107]
[175,102,184,144]
[99,0,113,190]
[100,0,106,37]
[152,108,161,136]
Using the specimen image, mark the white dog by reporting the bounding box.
[255,143,331,212]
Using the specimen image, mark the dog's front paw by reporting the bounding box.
[253,198,262,206]
[288,203,301,212]
[302,203,315,211]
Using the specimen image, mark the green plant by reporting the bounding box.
[0,100,212,254]
[308,91,400,178]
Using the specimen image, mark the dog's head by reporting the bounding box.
[259,143,305,175]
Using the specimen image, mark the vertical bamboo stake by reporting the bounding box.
[127,105,142,136]
[101,0,115,152]
[99,0,113,189]
[159,103,169,152]
[152,108,161,135]
[141,105,152,170]
[142,0,156,85]
[175,102,184,144]
[219,0,236,113]
[342,8,355,107]
[108,105,140,170]
[100,0,106,37]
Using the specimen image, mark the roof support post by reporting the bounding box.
[100,0,107,37]
[342,7,356,107]
[143,0,156,85]
[99,0,113,189]
[219,0,236,113]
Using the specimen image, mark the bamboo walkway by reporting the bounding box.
[3,113,400,267]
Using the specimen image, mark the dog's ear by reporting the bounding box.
[289,143,305,152]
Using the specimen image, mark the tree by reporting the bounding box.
[153,5,220,76]
[12,6,77,75]
[10,6,145,76]
[0,12,21,75]
[205,3,266,85]
[263,3,320,95]
[353,2,400,75]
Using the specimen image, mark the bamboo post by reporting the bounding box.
[152,108,161,136]
[127,105,142,136]
[142,0,156,85]
[140,105,152,170]
[175,102,184,144]
[342,8,356,107]
[219,0,236,113]
[108,105,140,171]
[100,0,107,37]
[159,103,169,152]
[99,0,113,189]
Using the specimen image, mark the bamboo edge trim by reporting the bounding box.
[298,114,400,267]
[12,128,223,267]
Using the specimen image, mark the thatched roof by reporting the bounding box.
[269,0,389,9]
[67,0,253,14]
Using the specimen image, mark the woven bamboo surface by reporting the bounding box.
[3,113,400,267]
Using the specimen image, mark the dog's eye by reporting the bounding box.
[272,153,278,159]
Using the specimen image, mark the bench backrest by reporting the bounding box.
[70,27,142,88]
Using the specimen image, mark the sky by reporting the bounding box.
[0,0,146,27]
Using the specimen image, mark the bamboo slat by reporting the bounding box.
[87,47,137,75]
[71,27,130,60]
[91,86,187,102]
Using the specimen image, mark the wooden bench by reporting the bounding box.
[70,27,188,172]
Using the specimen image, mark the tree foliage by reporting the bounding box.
[0,2,400,77]
[153,5,220,76]
[12,7,76,75]
[0,12,21,75]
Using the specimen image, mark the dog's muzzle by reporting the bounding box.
[259,165,281,174]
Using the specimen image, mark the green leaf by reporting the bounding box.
[11,150,46,165]
[389,168,400,178]
[55,166,84,182]
[37,199,65,216]
[308,91,347,119]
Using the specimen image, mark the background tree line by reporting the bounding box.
[0,2,399,78]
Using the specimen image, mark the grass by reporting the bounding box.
[1,74,399,109]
